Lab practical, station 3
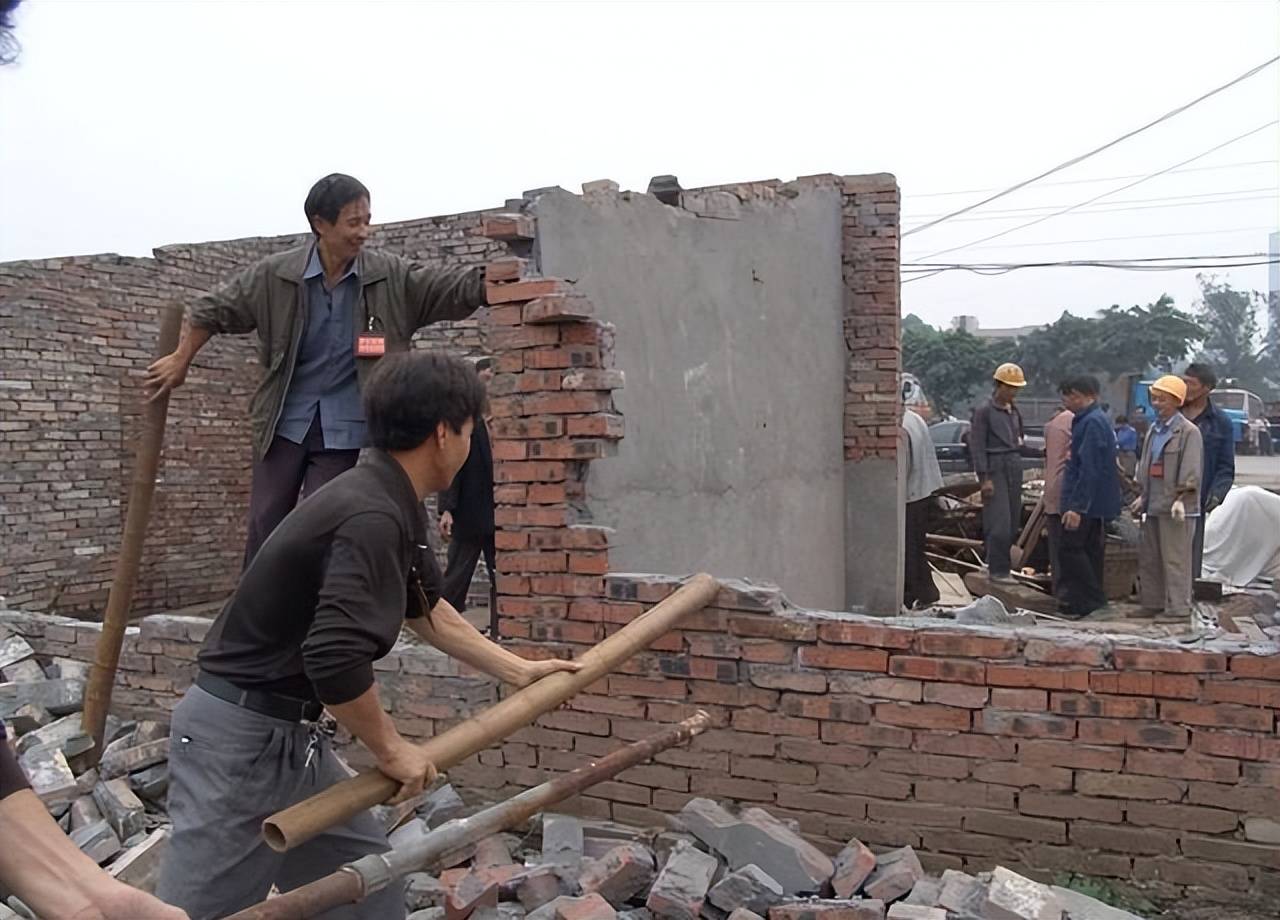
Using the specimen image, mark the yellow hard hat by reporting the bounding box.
[1150,375,1187,406]
[993,363,1027,388]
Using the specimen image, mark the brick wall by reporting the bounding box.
[0,210,504,617]
[5,597,1277,902]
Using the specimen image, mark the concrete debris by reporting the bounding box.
[410,910,448,920]
[71,818,123,865]
[938,870,984,915]
[69,794,104,830]
[0,634,36,671]
[517,866,566,911]
[981,867,1063,920]
[646,840,719,920]
[862,847,923,903]
[93,778,147,841]
[831,839,876,898]
[108,828,169,893]
[901,878,941,908]
[528,893,617,920]
[678,799,833,896]
[100,736,169,779]
[421,783,469,828]
[727,911,767,920]
[885,906,945,920]
[128,762,169,801]
[48,657,92,682]
[8,701,51,734]
[542,813,586,874]
[2,658,45,683]
[707,864,784,915]
[0,677,85,717]
[616,910,652,920]
[472,834,515,870]
[769,900,886,919]
[1047,887,1144,920]
[15,712,84,756]
[406,873,448,910]
[19,745,79,810]
[579,842,656,906]
[447,870,501,920]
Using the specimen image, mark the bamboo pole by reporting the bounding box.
[229,713,711,920]
[82,304,184,761]
[263,572,720,852]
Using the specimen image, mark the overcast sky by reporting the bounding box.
[1,0,1276,332]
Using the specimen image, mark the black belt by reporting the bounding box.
[196,672,323,723]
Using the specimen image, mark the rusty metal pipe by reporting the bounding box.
[263,572,719,852]
[228,712,712,920]
[82,304,184,760]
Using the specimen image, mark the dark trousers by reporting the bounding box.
[903,498,939,609]
[244,416,359,568]
[443,534,497,630]
[982,453,1023,578]
[1058,515,1107,617]
[1193,514,1206,580]
[1045,514,1063,598]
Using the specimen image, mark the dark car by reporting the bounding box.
[928,420,1046,475]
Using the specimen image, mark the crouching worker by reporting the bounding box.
[156,353,582,919]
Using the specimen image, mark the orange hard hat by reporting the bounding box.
[993,363,1027,387]
[1150,375,1187,406]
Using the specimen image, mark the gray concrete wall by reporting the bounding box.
[533,186,847,609]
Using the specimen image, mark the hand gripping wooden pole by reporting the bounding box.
[82,304,185,761]
[263,572,720,852]
[229,712,711,920]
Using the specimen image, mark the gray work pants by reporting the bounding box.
[156,686,405,920]
[1139,514,1193,618]
[982,453,1023,578]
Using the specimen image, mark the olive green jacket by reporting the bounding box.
[190,245,485,461]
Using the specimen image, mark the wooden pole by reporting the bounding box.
[229,713,711,920]
[263,572,720,852]
[81,304,184,761]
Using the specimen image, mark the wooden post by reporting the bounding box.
[81,304,184,761]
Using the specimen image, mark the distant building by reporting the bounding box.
[949,315,1044,341]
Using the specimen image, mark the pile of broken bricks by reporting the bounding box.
[406,797,1147,920]
[0,630,171,901]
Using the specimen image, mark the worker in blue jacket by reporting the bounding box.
[1058,375,1123,618]
[1181,363,1235,577]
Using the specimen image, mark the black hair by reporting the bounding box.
[1,0,22,65]
[1183,362,1217,391]
[474,356,494,372]
[1115,415,1128,424]
[304,173,370,235]
[363,352,486,451]
[1058,375,1100,397]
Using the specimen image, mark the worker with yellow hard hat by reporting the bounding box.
[1132,374,1204,624]
[972,362,1028,584]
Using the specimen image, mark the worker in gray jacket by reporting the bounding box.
[144,174,487,565]
[1133,375,1203,621]
[971,363,1028,584]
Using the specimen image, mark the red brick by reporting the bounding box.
[524,347,601,370]
[872,749,970,779]
[987,664,1089,691]
[497,597,567,618]
[495,531,529,551]
[888,656,984,685]
[495,460,568,484]
[818,764,913,799]
[608,676,686,700]
[525,481,567,504]
[1113,647,1227,673]
[1202,679,1280,708]
[1131,856,1250,890]
[502,551,568,574]
[798,645,887,672]
[778,739,873,768]
[568,694,646,718]
[989,689,1047,710]
[1188,781,1280,818]
[748,666,827,693]
[1181,835,1280,869]
[1125,801,1239,833]
[729,615,818,642]
[741,640,797,665]
[1019,791,1123,823]
[731,757,818,785]
[1018,739,1124,772]
[1125,749,1239,783]
[688,682,777,709]
[529,620,600,644]
[1242,761,1280,786]
[971,762,1072,790]
[781,694,872,723]
[529,574,605,597]
[566,414,624,438]
[914,780,1017,810]
[919,828,1021,860]
[775,787,868,819]
[1051,693,1156,719]
[973,711,1074,739]
[1023,638,1109,667]
[1075,772,1185,801]
[1070,823,1178,856]
[482,214,535,241]
[1026,846,1132,879]
[1091,671,1202,699]
[964,811,1066,844]
[875,702,970,731]
[827,674,922,702]
[616,763,690,791]
[688,772,776,803]
[923,683,990,709]
[915,732,1017,760]
[486,277,565,304]
[523,294,594,325]
[1160,700,1274,732]
[685,633,742,659]
[866,800,965,828]
[916,631,1018,659]
[1229,653,1280,680]
[484,257,527,283]
[489,325,561,351]
[821,721,913,749]
[817,621,913,648]
[1076,719,1189,750]
[1190,729,1280,761]
[731,707,818,738]
[494,484,529,505]
[589,781,651,806]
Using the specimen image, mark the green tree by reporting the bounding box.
[1193,274,1277,397]
[901,323,1011,415]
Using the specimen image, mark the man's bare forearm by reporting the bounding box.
[406,598,527,685]
[325,685,404,760]
[176,325,213,363]
[0,790,115,917]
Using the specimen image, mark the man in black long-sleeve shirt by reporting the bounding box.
[155,353,580,920]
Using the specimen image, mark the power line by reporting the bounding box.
[901,55,1280,237]
[904,193,1278,225]
[903,225,1277,255]
[905,159,1279,199]
[904,187,1279,221]
[909,121,1279,262]
[901,253,1278,283]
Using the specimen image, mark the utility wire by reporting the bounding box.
[901,253,1277,282]
[904,193,1278,225]
[903,225,1276,255]
[909,121,1279,262]
[906,159,1279,198]
[901,55,1280,237]
[904,187,1278,221]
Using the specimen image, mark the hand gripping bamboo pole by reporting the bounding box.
[82,304,185,761]
[263,572,720,852]
[230,712,711,920]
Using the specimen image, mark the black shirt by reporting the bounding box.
[198,450,441,706]
[437,419,494,540]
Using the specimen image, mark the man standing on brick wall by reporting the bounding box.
[902,404,942,609]
[155,353,580,919]
[1180,362,1236,578]
[438,356,497,633]
[144,174,488,565]
[1041,396,1074,598]
[1058,376,1122,618]
[971,363,1028,584]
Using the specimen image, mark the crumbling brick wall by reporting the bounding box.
[0,211,503,616]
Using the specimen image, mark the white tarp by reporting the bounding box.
[1202,486,1280,587]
